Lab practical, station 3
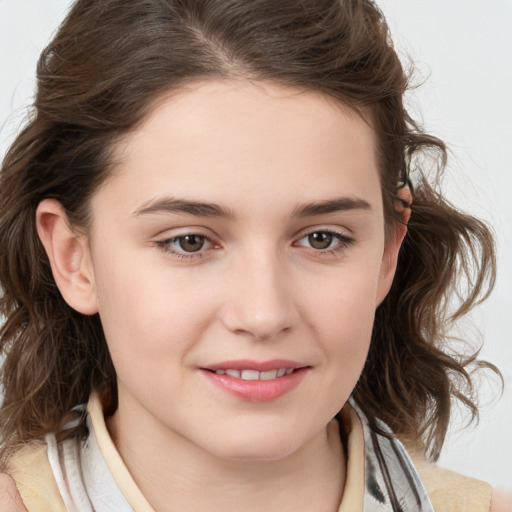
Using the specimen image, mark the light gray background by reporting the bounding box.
[1,0,511,490]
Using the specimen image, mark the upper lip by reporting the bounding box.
[201,359,308,372]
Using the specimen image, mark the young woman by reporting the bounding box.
[0,0,509,510]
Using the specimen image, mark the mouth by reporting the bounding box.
[200,360,309,402]
[208,368,295,380]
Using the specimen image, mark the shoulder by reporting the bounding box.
[491,488,512,512]
[0,473,27,512]
[410,451,493,512]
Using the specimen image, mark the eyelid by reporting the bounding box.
[293,225,353,242]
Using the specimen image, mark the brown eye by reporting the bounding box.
[177,234,206,252]
[156,233,214,258]
[307,232,334,249]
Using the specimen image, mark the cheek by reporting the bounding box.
[301,259,381,382]
[93,252,219,365]
[305,259,381,335]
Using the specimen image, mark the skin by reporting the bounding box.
[492,491,512,512]
[0,475,27,512]
[34,80,408,511]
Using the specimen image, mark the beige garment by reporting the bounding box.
[411,453,492,512]
[337,404,365,511]
[7,395,492,512]
[87,392,155,511]
[6,443,66,512]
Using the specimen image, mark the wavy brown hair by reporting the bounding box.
[0,0,497,463]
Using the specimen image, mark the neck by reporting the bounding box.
[107,404,345,512]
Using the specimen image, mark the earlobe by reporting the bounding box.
[36,199,98,315]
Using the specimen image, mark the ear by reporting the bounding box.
[36,199,98,315]
[376,186,412,305]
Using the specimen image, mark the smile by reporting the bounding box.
[213,368,294,380]
[201,361,309,402]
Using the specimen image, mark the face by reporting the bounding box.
[83,80,400,462]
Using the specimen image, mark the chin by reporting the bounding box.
[205,429,307,463]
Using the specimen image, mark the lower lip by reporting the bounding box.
[201,368,308,402]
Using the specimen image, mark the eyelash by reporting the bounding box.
[154,229,355,260]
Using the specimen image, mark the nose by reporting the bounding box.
[220,249,299,340]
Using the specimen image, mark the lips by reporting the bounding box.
[201,360,309,402]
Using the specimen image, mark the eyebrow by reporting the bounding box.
[133,195,371,219]
[293,197,372,217]
[133,197,235,219]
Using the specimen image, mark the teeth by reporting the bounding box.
[215,368,294,380]
[260,370,278,380]
[241,369,260,380]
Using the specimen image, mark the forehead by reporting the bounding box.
[101,80,381,218]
